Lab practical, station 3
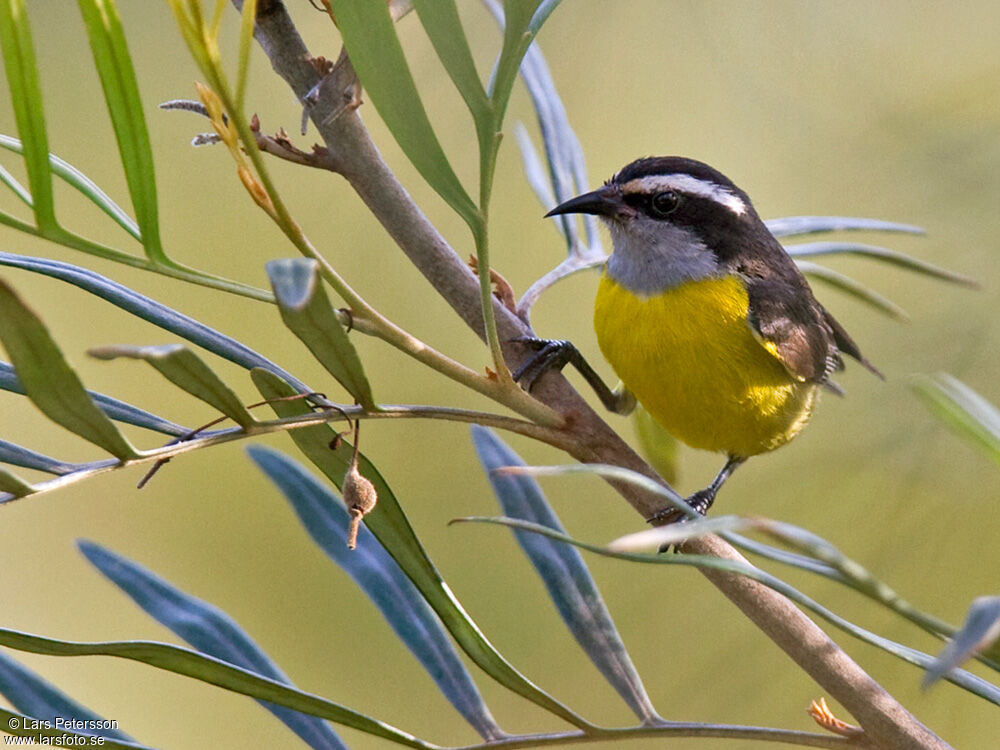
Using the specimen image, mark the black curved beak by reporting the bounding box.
[545,186,621,218]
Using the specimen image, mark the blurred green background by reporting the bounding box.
[1,1,998,748]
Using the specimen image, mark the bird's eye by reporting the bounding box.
[650,190,680,217]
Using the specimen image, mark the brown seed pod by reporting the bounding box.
[342,420,377,550]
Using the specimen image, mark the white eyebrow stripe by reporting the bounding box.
[620,174,747,216]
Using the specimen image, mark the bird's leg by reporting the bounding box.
[511,337,635,415]
[647,455,747,525]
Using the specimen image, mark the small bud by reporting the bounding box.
[343,463,377,550]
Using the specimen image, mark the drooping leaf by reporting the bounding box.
[0,625,431,747]
[89,344,257,429]
[924,597,1000,688]
[1,361,191,438]
[248,445,504,741]
[77,0,165,263]
[326,0,479,228]
[0,0,55,228]
[912,373,1000,465]
[0,651,133,741]
[78,540,347,750]
[250,368,591,728]
[0,252,309,394]
[267,259,374,409]
[0,277,138,459]
[472,427,660,724]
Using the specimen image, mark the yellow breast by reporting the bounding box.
[593,273,817,457]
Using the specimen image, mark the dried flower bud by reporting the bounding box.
[343,463,377,550]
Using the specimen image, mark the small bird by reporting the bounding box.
[514,156,881,524]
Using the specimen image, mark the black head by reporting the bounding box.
[546,156,763,262]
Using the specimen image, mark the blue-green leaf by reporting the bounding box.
[766,216,924,238]
[78,540,348,750]
[0,651,133,741]
[1,361,191,438]
[796,260,909,320]
[0,252,310,394]
[0,439,82,475]
[924,597,1000,688]
[250,368,591,729]
[471,427,660,724]
[248,445,504,741]
[786,241,975,287]
[0,277,138,459]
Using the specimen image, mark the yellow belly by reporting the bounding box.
[594,274,817,457]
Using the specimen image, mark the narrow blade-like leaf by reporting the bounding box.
[248,445,504,741]
[267,259,374,409]
[0,134,141,241]
[0,625,431,747]
[89,344,257,429]
[77,0,165,262]
[0,0,55,228]
[0,277,138,459]
[786,241,976,287]
[326,0,478,228]
[0,651,133,741]
[488,0,543,121]
[1,360,191,438]
[0,159,32,206]
[924,597,1000,688]
[766,216,925,238]
[0,439,81,475]
[413,0,489,122]
[472,427,660,723]
[912,373,1000,465]
[0,252,310,394]
[235,0,257,112]
[796,260,909,320]
[250,368,591,728]
[78,540,347,750]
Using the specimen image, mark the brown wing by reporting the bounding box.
[744,275,839,384]
[821,306,884,379]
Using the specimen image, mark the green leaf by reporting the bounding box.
[924,597,1000,688]
[785,241,976,287]
[0,651,134,742]
[88,344,258,429]
[0,466,34,496]
[0,0,55,229]
[413,0,489,123]
[77,0,166,263]
[0,277,138,459]
[488,0,543,122]
[631,404,678,486]
[326,0,479,229]
[912,373,1000,465]
[0,134,141,241]
[0,626,431,748]
[796,260,909,320]
[0,707,147,749]
[266,259,374,410]
[250,368,593,728]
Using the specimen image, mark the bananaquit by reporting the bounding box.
[515,156,881,523]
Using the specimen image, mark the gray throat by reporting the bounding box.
[605,221,719,295]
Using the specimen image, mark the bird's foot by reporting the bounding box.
[510,338,575,391]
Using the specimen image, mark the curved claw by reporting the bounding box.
[510,338,574,391]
